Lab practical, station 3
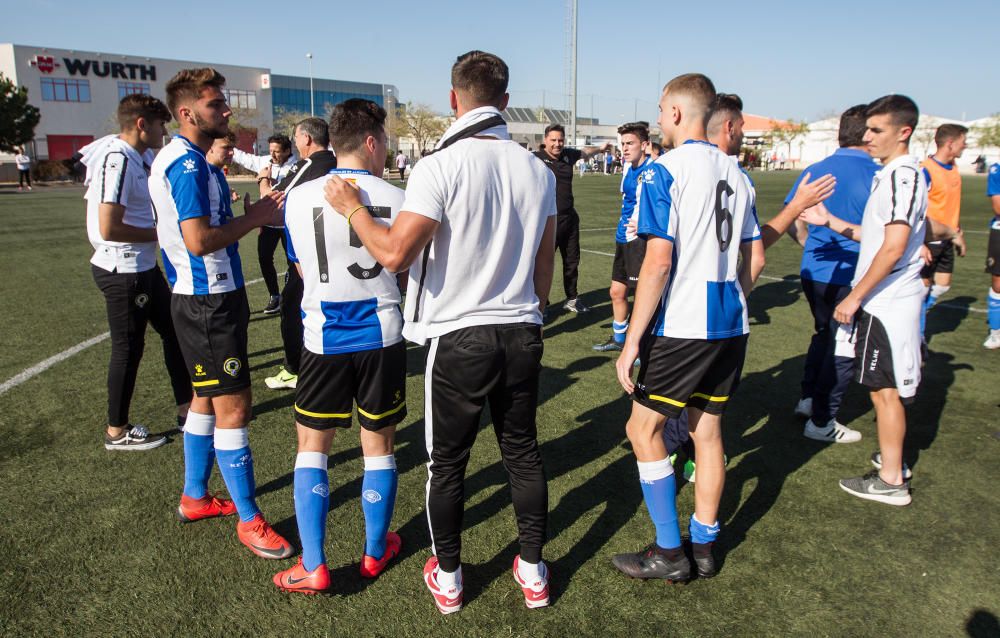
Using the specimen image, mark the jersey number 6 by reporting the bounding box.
[714,180,734,251]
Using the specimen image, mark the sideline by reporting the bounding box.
[0,276,268,397]
[580,248,987,314]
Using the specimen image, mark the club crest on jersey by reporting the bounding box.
[223,358,242,377]
[135,293,149,308]
[362,489,382,504]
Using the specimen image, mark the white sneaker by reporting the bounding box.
[794,397,813,418]
[804,419,861,443]
[984,331,1000,350]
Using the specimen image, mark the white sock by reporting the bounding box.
[517,558,545,582]
[183,411,215,437]
[436,564,462,588]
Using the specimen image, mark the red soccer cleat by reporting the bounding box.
[236,514,295,560]
[360,531,402,578]
[176,494,237,523]
[423,556,463,615]
[512,555,550,609]
[273,558,330,595]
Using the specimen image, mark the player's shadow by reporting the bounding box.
[251,391,296,419]
[747,276,801,326]
[967,609,1000,638]
[248,345,283,358]
[249,357,282,372]
[926,295,976,342]
[542,289,613,340]
[248,313,279,323]
[907,350,971,476]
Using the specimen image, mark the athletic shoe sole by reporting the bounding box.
[264,377,297,389]
[838,481,911,506]
[104,438,167,451]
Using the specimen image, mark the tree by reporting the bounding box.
[973,114,1000,151]
[272,107,308,139]
[767,119,810,158]
[390,102,448,155]
[0,73,40,153]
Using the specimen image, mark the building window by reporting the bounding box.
[118,81,150,99]
[40,78,91,103]
[224,89,257,110]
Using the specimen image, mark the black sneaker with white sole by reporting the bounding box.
[839,470,911,506]
[870,451,913,480]
[592,336,624,352]
[263,294,281,315]
[611,543,690,582]
[104,424,167,451]
[563,297,589,313]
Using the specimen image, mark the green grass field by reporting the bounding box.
[0,172,998,637]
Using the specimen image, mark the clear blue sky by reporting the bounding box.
[2,0,997,125]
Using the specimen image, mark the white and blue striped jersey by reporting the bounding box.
[283,169,404,355]
[636,140,760,340]
[149,135,243,295]
[619,156,652,243]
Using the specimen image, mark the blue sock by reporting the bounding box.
[362,454,398,559]
[689,514,721,545]
[294,452,329,572]
[920,295,933,334]
[182,411,215,499]
[612,320,628,344]
[214,427,260,523]
[988,290,1000,330]
[637,459,681,550]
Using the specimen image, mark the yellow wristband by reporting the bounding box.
[347,204,367,226]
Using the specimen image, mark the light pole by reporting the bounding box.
[306,52,314,116]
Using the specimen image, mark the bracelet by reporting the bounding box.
[256,176,269,183]
[347,204,367,226]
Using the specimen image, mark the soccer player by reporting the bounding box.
[534,124,611,313]
[612,73,763,582]
[799,95,928,506]
[783,105,879,442]
[593,122,651,352]
[919,124,969,334]
[262,117,339,391]
[986,162,1000,349]
[272,101,405,594]
[324,50,556,613]
[149,67,293,556]
[233,134,297,314]
[85,93,191,450]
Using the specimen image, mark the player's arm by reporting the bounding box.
[99,202,157,243]
[992,195,1000,217]
[617,236,672,394]
[761,172,835,249]
[231,148,268,173]
[180,193,284,256]
[580,143,613,161]
[833,222,909,324]
[740,238,765,294]
[787,219,809,248]
[799,202,861,242]
[533,216,556,313]
[323,175,437,272]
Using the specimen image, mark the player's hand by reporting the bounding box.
[257,165,271,181]
[953,229,967,257]
[919,244,932,265]
[324,175,363,217]
[616,341,640,394]
[833,295,861,325]
[246,190,284,226]
[626,218,638,235]
[790,172,836,211]
[799,202,831,227]
[231,190,240,203]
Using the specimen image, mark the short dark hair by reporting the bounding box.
[617,122,650,142]
[838,104,869,147]
[706,93,743,136]
[663,73,716,122]
[328,98,387,155]
[165,67,225,119]
[267,134,292,152]
[650,142,664,155]
[451,50,509,106]
[295,117,330,148]
[935,123,968,147]
[223,131,237,145]
[866,94,919,130]
[117,93,171,130]
[544,123,565,137]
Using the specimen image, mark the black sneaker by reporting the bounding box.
[104,424,167,451]
[563,297,590,313]
[691,542,716,578]
[263,294,281,315]
[611,543,690,582]
[592,336,624,352]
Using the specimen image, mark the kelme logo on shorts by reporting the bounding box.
[362,489,382,504]
[223,358,242,377]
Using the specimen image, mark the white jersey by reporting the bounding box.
[400,127,557,345]
[284,169,404,355]
[85,137,158,273]
[150,135,243,295]
[636,140,760,340]
[853,154,928,306]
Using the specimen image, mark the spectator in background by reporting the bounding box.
[395,150,408,181]
[15,147,32,191]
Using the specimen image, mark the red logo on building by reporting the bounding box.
[31,55,60,73]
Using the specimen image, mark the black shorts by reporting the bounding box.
[611,240,646,288]
[986,222,1000,276]
[920,240,954,278]
[171,288,251,397]
[294,341,407,431]
[853,303,921,403]
[633,334,748,418]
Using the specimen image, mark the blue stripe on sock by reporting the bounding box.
[639,473,681,550]
[215,446,260,522]
[295,467,329,571]
[361,468,398,559]
[182,432,215,499]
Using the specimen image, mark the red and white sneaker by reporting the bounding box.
[512,555,550,609]
[360,531,402,578]
[423,556,463,614]
[273,558,330,595]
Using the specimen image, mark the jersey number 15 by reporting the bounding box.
[312,205,390,282]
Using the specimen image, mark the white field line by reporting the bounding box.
[580,249,986,314]
[0,276,268,397]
